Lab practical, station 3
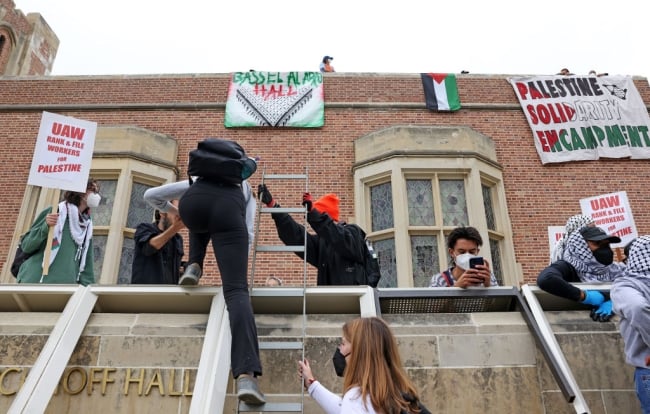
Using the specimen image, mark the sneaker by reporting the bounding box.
[236,374,266,405]
[179,263,202,286]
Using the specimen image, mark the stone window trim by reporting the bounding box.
[353,125,519,287]
[2,126,179,283]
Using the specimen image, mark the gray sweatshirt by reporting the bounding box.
[611,276,650,369]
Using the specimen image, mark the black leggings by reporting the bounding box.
[179,180,261,377]
[188,232,210,268]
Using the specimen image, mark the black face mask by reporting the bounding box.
[593,245,614,265]
[332,348,349,377]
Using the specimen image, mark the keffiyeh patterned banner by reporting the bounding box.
[224,71,324,128]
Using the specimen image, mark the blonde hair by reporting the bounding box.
[342,317,422,413]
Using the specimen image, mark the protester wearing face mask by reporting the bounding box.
[430,226,499,288]
[537,226,625,322]
[297,317,430,414]
[17,178,99,286]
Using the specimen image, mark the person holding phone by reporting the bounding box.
[430,226,499,288]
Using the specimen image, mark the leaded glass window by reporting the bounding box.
[92,235,106,280]
[440,179,468,227]
[93,179,116,226]
[482,184,496,230]
[410,235,438,287]
[407,180,434,226]
[118,237,135,285]
[370,182,393,232]
[355,128,513,287]
[127,182,155,228]
[375,238,396,288]
[489,238,503,285]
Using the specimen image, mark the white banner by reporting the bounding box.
[579,191,638,247]
[224,71,324,128]
[547,225,565,260]
[508,75,650,164]
[28,112,97,193]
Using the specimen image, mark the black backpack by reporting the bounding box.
[10,234,33,277]
[349,224,382,288]
[364,239,381,288]
[187,138,257,184]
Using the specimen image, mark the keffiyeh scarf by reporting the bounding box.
[562,229,624,282]
[551,214,595,263]
[624,235,650,280]
[47,201,93,279]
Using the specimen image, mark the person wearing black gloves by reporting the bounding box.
[537,226,625,322]
[258,184,369,286]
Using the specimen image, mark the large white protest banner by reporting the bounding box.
[508,75,650,164]
[224,71,324,127]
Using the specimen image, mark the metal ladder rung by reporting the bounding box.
[259,341,303,350]
[244,168,308,414]
[260,207,306,213]
[256,245,305,253]
[239,402,303,412]
[263,174,308,180]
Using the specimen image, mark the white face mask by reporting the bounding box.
[454,253,478,271]
[86,192,101,208]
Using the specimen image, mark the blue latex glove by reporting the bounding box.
[581,290,605,306]
[590,300,613,322]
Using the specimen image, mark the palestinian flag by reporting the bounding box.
[421,73,461,112]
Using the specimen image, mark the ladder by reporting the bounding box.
[239,168,309,413]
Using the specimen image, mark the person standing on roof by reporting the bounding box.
[320,56,335,73]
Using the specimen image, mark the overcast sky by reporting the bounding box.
[14,0,649,78]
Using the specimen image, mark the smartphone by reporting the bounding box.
[469,257,484,269]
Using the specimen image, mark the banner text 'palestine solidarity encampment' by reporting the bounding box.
[508,75,650,164]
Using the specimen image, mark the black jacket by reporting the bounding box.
[271,208,367,286]
[131,222,184,284]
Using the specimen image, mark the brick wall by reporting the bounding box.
[0,73,648,286]
[0,0,58,76]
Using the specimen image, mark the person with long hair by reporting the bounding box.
[298,317,428,414]
[17,178,99,285]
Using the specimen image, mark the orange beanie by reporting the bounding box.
[313,193,340,222]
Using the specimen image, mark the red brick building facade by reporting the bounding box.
[1,73,648,287]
